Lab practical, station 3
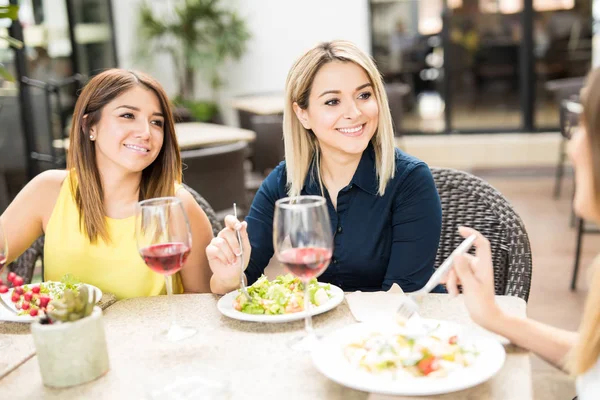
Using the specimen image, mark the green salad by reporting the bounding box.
[233,274,331,315]
[13,274,82,316]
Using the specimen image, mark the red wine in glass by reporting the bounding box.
[140,243,190,275]
[273,195,333,351]
[278,247,331,279]
[136,196,195,342]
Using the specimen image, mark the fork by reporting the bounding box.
[233,203,251,301]
[396,234,477,321]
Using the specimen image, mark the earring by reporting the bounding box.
[90,135,95,140]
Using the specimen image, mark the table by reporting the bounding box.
[0,292,117,380]
[230,93,284,115]
[53,122,256,151]
[0,293,532,399]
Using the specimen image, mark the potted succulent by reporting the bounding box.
[31,286,110,388]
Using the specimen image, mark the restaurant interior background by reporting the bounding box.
[1,0,597,191]
[1,0,597,201]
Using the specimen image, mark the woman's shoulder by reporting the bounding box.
[260,161,288,195]
[393,147,426,169]
[29,169,69,195]
[175,183,199,208]
[22,170,69,225]
[392,148,431,180]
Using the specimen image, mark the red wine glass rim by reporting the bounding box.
[138,196,182,208]
[275,195,326,209]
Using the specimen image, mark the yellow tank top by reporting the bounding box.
[44,173,183,300]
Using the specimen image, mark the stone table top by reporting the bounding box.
[0,293,532,399]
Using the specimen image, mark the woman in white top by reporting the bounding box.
[443,68,600,399]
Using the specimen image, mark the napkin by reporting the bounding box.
[345,283,407,323]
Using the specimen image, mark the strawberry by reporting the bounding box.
[39,296,51,309]
[29,309,38,317]
[31,286,41,294]
[11,292,20,303]
[23,292,33,302]
[7,272,16,283]
[0,285,7,294]
[21,301,30,310]
[14,286,23,295]
[13,276,24,287]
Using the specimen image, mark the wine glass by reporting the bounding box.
[135,197,195,342]
[273,195,333,351]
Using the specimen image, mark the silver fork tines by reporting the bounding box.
[234,203,251,301]
[396,294,420,322]
[397,234,477,322]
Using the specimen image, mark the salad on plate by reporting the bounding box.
[1,274,92,317]
[233,274,331,315]
[344,322,479,378]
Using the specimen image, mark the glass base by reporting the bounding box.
[162,324,197,342]
[288,331,320,352]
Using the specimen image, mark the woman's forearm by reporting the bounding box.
[487,312,578,369]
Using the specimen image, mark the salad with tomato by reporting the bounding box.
[344,327,479,378]
[233,274,331,315]
[2,274,82,317]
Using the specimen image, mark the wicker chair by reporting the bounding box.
[181,183,223,236]
[431,167,533,301]
[8,184,222,284]
[8,235,45,284]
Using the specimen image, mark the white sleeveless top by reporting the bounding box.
[576,357,600,400]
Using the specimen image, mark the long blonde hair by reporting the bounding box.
[567,67,600,375]
[283,41,396,197]
[67,69,182,244]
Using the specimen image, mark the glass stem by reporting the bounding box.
[303,278,314,336]
[165,275,177,328]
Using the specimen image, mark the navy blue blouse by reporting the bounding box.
[245,145,442,292]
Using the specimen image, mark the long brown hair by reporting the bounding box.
[67,69,182,244]
[567,67,600,375]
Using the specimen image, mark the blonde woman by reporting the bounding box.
[208,41,442,294]
[1,69,213,299]
[444,69,600,399]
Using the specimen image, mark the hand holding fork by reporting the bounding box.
[397,233,477,321]
[205,206,251,296]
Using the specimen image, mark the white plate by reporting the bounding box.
[217,283,344,323]
[0,282,103,323]
[312,319,506,397]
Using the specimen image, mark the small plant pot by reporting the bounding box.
[31,306,110,388]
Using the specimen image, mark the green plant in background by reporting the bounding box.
[137,0,251,122]
[0,4,23,82]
